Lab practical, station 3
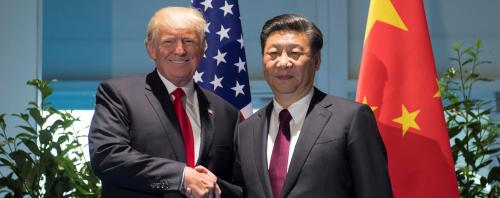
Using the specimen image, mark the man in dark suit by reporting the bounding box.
[234,14,393,197]
[89,7,241,198]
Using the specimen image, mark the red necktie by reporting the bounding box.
[269,109,292,198]
[172,88,195,167]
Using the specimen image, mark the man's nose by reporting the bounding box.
[276,51,292,68]
[174,40,186,55]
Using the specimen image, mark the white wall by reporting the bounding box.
[0,0,39,132]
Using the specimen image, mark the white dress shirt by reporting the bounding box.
[158,71,201,163]
[267,88,314,171]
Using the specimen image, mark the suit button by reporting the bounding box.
[160,180,169,190]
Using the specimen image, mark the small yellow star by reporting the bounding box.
[392,105,420,136]
[434,79,441,98]
[362,96,378,111]
[364,0,408,41]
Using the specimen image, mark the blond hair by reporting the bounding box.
[145,7,206,45]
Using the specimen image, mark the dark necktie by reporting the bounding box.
[269,109,292,198]
[172,88,195,167]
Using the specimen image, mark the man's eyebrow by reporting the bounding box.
[267,43,303,49]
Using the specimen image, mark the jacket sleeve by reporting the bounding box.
[216,107,243,198]
[88,81,184,195]
[348,104,393,198]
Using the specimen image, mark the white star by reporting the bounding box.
[237,34,244,49]
[200,0,213,11]
[216,25,231,41]
[219,1,234,17]
[203,40,208,58]
[234,57,246,73]
[210,75,224,91]
[205,22,211,33]
[193,70,204,83]
[231,81,245,97]
[213,50,227,66]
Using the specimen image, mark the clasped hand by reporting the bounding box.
[183,166,221,198]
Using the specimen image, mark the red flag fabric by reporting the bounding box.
[355,0,459,197]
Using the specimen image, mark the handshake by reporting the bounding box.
[183,166,221,198]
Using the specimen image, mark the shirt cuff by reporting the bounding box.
[179,166,187,195]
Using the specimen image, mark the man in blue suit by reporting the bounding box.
[235,14,393,198]
[89,7,241,198]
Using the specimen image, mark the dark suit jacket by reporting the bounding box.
[89,71,242,197]
[235,88,392,198]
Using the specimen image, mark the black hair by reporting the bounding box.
[260,14,323,54]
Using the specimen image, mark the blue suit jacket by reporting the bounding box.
[235,88,392,198]
[89,71,242,197]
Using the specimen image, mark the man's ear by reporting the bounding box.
[199,39,206,58]
[146,42,157,60]
[314,52,321,70]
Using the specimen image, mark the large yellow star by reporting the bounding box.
[392,105,420,136]
[362,96,378,111]
[364,0,408,41]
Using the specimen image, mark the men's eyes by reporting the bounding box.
[162,39,175,45]
[289,51,302,59]
[161,39,196,45]
[183,40,195,45]
[266,49,302,60]
[266,50,279,59]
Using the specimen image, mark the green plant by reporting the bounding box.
[0,79,100,197]
[440,40,499,198]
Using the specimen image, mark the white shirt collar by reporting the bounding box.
[157,70,195,101]
[272,87,314,124]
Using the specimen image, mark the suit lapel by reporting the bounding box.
[280,89,331,197]
[195,87,215,166]
[254,104,274,198]
[145,71,185,161]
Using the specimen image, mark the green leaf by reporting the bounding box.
[447,67,457,75]
[39,129,52,145]
[474,39,482,49]
[477,159,493,170]
[452,42,461,52]
[477,77,493,82]
[477,60,493,65]
[61,144,77,156]
[465,49,477,59]
[29,108,45,127]
[0,114,6,130]
[21,139,41,156]
[0,139,11,149]
[462,58,473,66]
[466,73,479,81]
[56,135,69,145]
[477,108,492,117]
[28,102,38,108]
[0,158,14,167]
[9,151,35,182]
[487,166,499,182]
[16,125,37,135]
[12,113,29,122]
[27,79,54,100]
[50,120,64,131]
[14,132,35,141]
[448,126,463,138]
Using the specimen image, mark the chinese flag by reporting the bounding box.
[355,0,459,197]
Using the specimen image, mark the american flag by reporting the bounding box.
[191,0,253,119]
